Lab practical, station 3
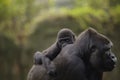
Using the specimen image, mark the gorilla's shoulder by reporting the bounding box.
[61,44,75,55]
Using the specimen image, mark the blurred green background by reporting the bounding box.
[0,0,120,80]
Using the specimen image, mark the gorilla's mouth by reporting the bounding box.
[103,61,116,71]
[104,65,115,71]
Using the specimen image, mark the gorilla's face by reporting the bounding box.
[89,41,117,72]
[57,32,75,48]
[57,28,76,48]
[101,43,117,71]
[59,36,75,47]
[74,28,117,72]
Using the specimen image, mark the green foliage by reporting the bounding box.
[67,7,107,27]
[110,5,120,23]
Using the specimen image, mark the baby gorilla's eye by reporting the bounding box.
[65,39,70,42]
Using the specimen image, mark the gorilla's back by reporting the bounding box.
[27,65,48,80]
[53,44,86,80]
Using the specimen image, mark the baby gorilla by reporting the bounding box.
[31,28,76,77]
[34,28,76,75]
[42,28,76,61]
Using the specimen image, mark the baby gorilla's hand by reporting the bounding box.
[47,70,57,77]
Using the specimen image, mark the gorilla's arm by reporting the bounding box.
[43,43,61,61]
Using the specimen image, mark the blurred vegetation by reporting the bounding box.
[0,0,120,80]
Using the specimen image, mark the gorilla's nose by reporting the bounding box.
[111,55,117,65]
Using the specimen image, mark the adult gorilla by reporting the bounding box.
[53,28,117,80]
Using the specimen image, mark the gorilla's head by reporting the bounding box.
[75,28,117,72]
[57,28,76,47]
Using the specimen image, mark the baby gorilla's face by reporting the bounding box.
[57,28,76,48]
[59,37,74,47]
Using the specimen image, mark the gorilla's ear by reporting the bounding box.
[86,28,98,50]
[87,27,97,36]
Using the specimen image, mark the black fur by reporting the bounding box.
[53,28,117,80]
[27,28,117,80]
[43,28,76,61]
[27,28,76,80]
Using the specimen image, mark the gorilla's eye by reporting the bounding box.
[59,37,71,43]
[65,39,70,42]
[103,48,110,52]
[105,48,110,51]
[91,46,96,52]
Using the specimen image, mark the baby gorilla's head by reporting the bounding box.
[57,28,76,48]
